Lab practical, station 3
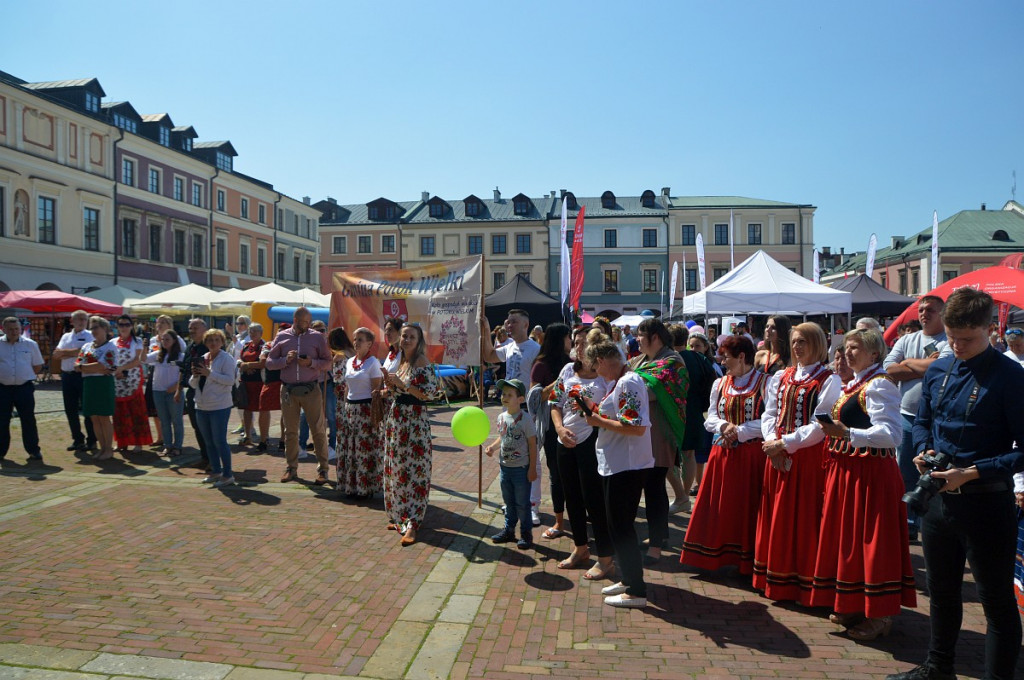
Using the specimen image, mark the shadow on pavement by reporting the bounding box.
[218,486,282,506]
[0,458,63,481]
[524,570,575,591]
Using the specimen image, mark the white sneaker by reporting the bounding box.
[201,475,219,484]
[214,477,236,488]
[298,447,311,460]
[531,508,541,527]
[230,425,244,435]
[668,498,691,515]
[327,446,337,462]
[604,593,646,608]
[601,582,629,596]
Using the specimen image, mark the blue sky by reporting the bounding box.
[4,1,1022,252]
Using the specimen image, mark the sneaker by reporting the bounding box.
[531,508,541,527]
[231,425,245,435]
[214,477,236,488]
[601,582,629,596]
[491,531,515,544]
[298,447,311,460]
[201,475,220,484]
[517,537,533,550]
[668,497,691,515]
[327,446,337,462]
[27,452,43,462]
[604,593,646,608]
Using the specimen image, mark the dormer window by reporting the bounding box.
[991,229,1010,241]
[158,127,170,147]
[564,192,578,210]
[641,190,656,208]
[216,152,232,172]
[112,113,137,133]
[182,138,192,151]
[429,203,444,218]
[601,191,616,209]
[84,92,100,113]
[368,206,380,220]
[385,205,396,220]
[464,196,484,217]
[512,193,532,216]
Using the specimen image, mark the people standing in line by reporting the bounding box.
[883,295,951,542]
[189,329,237,488]
[549,326,615,580]
[380,323,440,546]
[76,316,117,461]
[486,378,538,550]
[887,288,1024,680]
[754,315,792,376]
[144,329,185,458]
[670,324,716,512]
[529,322,572,540]
[681,335,768,576]
[334,327,382,498]
[755,322,840,605]
[181,318,210,469]
[112,314,152,454]
[1003,327,1024,366]
[0,316,43,464]
[52,310,97,452]
[258,324,285,453]
[812,328,915,641]
[583,339,653,608]
[265,307,332,486]
[145,315,182,448]
[237,323,268,450]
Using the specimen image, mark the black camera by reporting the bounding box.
[902,450,955,515]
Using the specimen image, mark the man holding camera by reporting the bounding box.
[887,288,1024,680]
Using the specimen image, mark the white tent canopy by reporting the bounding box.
[212,283,329,308]
[129,283,222,314]
[610,314,653,328]
[682,250,852,315]
[84,284,145,307]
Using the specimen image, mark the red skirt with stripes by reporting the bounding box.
[114,389,154,447]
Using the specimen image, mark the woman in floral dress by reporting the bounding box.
[380,323,439,546]
[333,327,382,497]
[112,314,152,453]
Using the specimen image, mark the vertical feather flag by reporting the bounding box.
[559,198,570,306]
[930,210,939,290]
[729,209,735,269]
[668,261,678,317]
[568,206,587,312]
[696,233,706,290]
[812,249,820,283]
[865,233,878,278]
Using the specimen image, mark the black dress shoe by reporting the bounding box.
[67,444,81,451]
[885,664,957,680]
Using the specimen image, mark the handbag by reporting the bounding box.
[232,382,249,409]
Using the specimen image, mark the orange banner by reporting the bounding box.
[330,257,482,366]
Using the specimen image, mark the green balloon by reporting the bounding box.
[451,406,491,447]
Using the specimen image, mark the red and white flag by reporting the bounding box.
[568,206,587,312]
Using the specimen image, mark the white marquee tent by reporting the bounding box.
[682,250,852,315]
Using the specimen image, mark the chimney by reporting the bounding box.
[550,191,555,198]
[421,191,429,202]
[981,202,986,211]
[302,196,310,205]
[661,187,671,197]
[493,187,501,202]
[822,246,831,257]
[840,247,845,255]
[327,197,337,205]
[560,189,567,199]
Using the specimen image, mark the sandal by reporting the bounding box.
[542,527,567,540]
[829,611,865,627]
[583,561,614,581]
[847,617,892,641]
[557,549,590,569]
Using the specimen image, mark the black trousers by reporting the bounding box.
[543,427,564,514]
[0,381,40,458]
[642,466,670,548]
[184,387,209,462]
[921,489,1021,679]
[604,468,651,597]
[557,430,613,556]
[61,371,95,447]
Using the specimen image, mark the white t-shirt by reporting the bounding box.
[343,354,383,401]
[495,338,540,384]
[56,328,95,372]
[145,350,183,392]
[595,372,653,476]
[382,348,403,373]
[549,362,612,446]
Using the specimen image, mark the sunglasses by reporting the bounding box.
[117,322,133,327]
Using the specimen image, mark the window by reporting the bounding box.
[713,267,728,281]
[332,236,347,254]
[493,271,506,290]
[604,229,617,248]
[158,126,170,147]
[121,219,137,257]
[429,203,444,218]
[148,168,160,194]
[566,229,574,246]
[149,224,161,261]
[368,206,379,220]
[466,201,481,217]
[292,255,299,282]
[174,177,184,201]
[216,152,232,172]
[603,270,619,292]
[276,209,282,229]
[513,199,529,215]
[217,190,225,212]
[516,234,531,254]
[241,198,249,219]
[468,235,483,255]
[112,113,137,133]
[192,184,202,207]
[84,92,100,113]
[181,137,192,152]
[643,269,658,292]
[258,204,266,224]
[420,236,435,256]
[305,258,312,284]
[293,214,299,233]
[257,248,266,277]
[83,208,100,251]
[173,230,185,264]
[642,229,657,248]
[601,191,616,209]
[240,244,249,274]
[38,197,56,244]
[191,233,203,267]
[385,205,396,220]
[121,158,134,186]
[685,268,698,291]
[781,222,796,244]
[942,270,957,283]
[277,251,285,279]
[358,235,372,254]
[714,224,729,245]
[681,224,696,246]
[215,238,226,270]
[381,235,395,253]
[492,234,506,254]
[747,223,762,245]
[911,269,920,295]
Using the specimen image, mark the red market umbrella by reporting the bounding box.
[0,290,123,316]
[883,265,1024,344]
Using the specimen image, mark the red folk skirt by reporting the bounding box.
[681,438,765,574]
[257,381,281,412]
[114,388,154,447]
[752,441,826,605]
[809,453,917,618]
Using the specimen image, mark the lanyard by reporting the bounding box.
[934,359,980,455]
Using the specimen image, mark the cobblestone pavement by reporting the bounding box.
[0,391,1016,679]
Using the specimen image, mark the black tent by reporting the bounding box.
[484,274,562,329]
[829,274,916,317]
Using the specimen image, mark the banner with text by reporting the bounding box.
[330,256,482,366]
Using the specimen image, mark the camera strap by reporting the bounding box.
[934,359,979,456]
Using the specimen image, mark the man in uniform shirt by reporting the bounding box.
[0,317,44,463]
[52,310,97,452]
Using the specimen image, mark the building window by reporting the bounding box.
[516,234,531,254]
[601,191,616,209]
[681,224,696,246]
[513,199,529,215]
[216,152,232,172]
[493,271,505,290]
[241,198,249,219]
[174,177,184,201]
[121,219,137,257]
[257,248,266,277]
[112,113,137,133]
[492,234,507,254]
[385,205,396,220]
[149,224,161,261]
[191,233,203,267]
[277,251,285,279]
[781,222,796,244]
[173,230,185,264]
[604,270,619,292]
[84,92,100,113]
[292,255,300,282]
[604,229,617,248]
[642,229,657,248]
[38,197,56,244]
[942,270,957,283]
[293,214,299,233]
[276,209,282,229]
[215,238,226,270]
[332,236,347,254]
[258,204,266,224]
[747,223,762,245]
[83,208,100,251]
[305,258,312,284]
[148,168,160,194]
[368,206,379,220]
[911,269,920,295]
[714,223,729,245]
[420,236,435,256]
[468,235,483,255]
[181,137,192,152]
[121,158,134,186]
[466,201,481,217]
[429,202,444,218]
[685,268,697,291]
[240,243,249,274]
[192,184,202,207]
[158,126,170,147]
[381,235,395,253]
[643,269,658,292]
[566,229,573,246]
[217,190,225,212]
[358,235,372,254]
[713,267,728,281]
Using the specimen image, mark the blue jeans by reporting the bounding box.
[898,413,920,532]
[152,389,185,450]
[299,382,336,449]
[500,464,532,538]
[196,407,232,476]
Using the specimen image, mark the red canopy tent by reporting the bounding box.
[0,290,123,315]
[883,265,1024,344]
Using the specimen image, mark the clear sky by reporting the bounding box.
[4,1,1022,252]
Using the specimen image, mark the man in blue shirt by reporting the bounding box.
[888,288,1024,680]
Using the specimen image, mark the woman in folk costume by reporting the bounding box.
[754,322,840,604]
[810,328,915,641]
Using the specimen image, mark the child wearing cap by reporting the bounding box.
[485,378,538,549]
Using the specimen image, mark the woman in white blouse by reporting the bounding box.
[335,327,384,497]
[144,329,185,457]
[189,329,237,488]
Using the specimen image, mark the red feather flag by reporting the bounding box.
[568,206,587,312]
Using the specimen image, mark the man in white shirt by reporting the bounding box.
[1004,327,1024,366]
[230,315,252,436]
[52,310,97,452]
[882,294,952,540]
[0,316,44,463]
